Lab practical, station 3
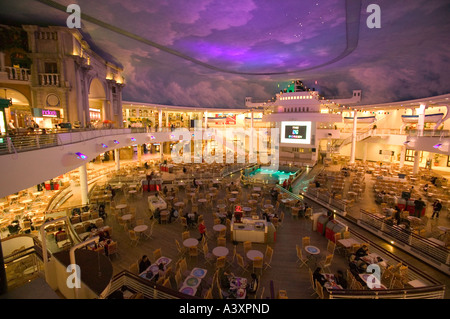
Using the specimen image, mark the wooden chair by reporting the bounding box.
[217,237,226,247]
[319,254,334,273]
[302,236,310,249]
[153,248,162,261]
[175,239,186,257]
[243,241,252,255]
[136,218,145,226]
[128,230,139,246]
[188,246,199,262]
[182,231,190,241]
[181,217,188,230]
[308,268,318,296]
[259,286,265,300]
[264,247,273,270]
[315,280,324,299]
[202,242,214,265]
[327,241,336,255]
[175,270,183,289]
[107,241,119,259]
[252,257,263,276]
[296,245,308,268]
[236,253,249,273]
[163,278,172,289]
[215,256,226,272]
[129,262,139,275]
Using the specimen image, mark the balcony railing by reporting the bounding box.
[39,73,60,86]
[2,66,31,81]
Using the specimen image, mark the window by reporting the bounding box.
[405,150,421,162]
[306,107,309,112]
[44,62,57,74]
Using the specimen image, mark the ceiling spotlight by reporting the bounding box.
[433,143,442,149]
[150,135,155,139]
[130,137,136,142]
[403,140,411,145]
[101,143,108,148]
[113,140,119,144]
[75,152,87,160]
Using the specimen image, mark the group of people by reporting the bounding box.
[138,255,166,282]
[313,267,348,289]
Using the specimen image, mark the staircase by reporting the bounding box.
[330,114,388,153]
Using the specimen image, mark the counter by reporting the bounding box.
[231,217,268,243]
[148,195,167,212]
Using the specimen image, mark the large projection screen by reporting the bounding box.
[280,121,312,144]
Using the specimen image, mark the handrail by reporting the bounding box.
[105,270,200,299]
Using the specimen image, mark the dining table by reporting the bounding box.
[246,249,263,261]
[183,238,199,248]
[212,246,229,257]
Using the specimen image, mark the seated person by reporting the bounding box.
[313,267,327,287]
[354,244,369,261]
[234,211,243,223]
[55,227,66,241]
[334,270,348,289]
[138,255,151,273]
[423,183,429,192]
[246,273,259,298]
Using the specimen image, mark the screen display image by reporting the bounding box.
[280,121,312,144]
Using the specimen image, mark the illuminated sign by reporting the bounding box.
[281,121,312,145]
[32,108,61,118]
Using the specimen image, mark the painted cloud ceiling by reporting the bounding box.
[1,0,449,108]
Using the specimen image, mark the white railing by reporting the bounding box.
[39,73,60,86]
[358,209,450,273]
[3,66,30,81]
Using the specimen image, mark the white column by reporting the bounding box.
[160,142,164,162]
[349,110,357,164]
[399,144,406,168]
[158,109,162,131]
[79,164,89,205]
[114,148,120,171]
[249,111,254,161]
[204,111,208,128]
[413,150,420,175]
[417,103,426,137]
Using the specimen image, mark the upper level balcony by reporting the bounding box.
[39,73,60,86]
[0,66,31,82]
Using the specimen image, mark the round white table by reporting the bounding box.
[213,224,226,232]
[246,249,263,261]
[134,225,148,235]
[305,246,320,255]
[174,202,185,207]
[116,204,127,211]
[243,207,252,212]
[198,198,207,203]
[121,214,133,221]
[217,204,227,210]
[229,198,237,202]
[213,246,229,257]
[264,204,274,209]
[183,238,199,248]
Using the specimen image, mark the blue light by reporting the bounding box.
[131,137,136,142]
[75,152,87,160]
[433,143,442,149]
[114,140,119,144]
[102,143,108,148]
[150,136,155,139]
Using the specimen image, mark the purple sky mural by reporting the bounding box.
[1,0,449,108]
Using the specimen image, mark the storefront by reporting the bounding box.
[32,108,63,129]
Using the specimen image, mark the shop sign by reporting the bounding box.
[32,108,60,118]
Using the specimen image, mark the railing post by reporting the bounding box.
[7,137,12,153]
[36,134,40,148]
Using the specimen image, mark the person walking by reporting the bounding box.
[431,199,442,219]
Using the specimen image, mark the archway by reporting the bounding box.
[88,78,107,128]
[0,87,31,130]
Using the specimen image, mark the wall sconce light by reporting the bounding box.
[130,137,136,142]
[75,152,87,160]
[150,135,155,140]
[113,140,119,144]
[433,143,442,149]
[101,143,108,148]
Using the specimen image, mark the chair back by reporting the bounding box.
[244,241,252,254]
[302,236,310,248]
[182,231,190,241]
[217,237,226,247]
[216,256,226,269]
[153,248,162,261]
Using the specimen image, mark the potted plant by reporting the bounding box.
[434,154,440,166]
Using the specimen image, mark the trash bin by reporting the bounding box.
[316,214,329,236]
[311,212,322,231]
[406,200,415,215]
[142,180,149,192]
[397,198,406,211]
[149,180,156,191]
